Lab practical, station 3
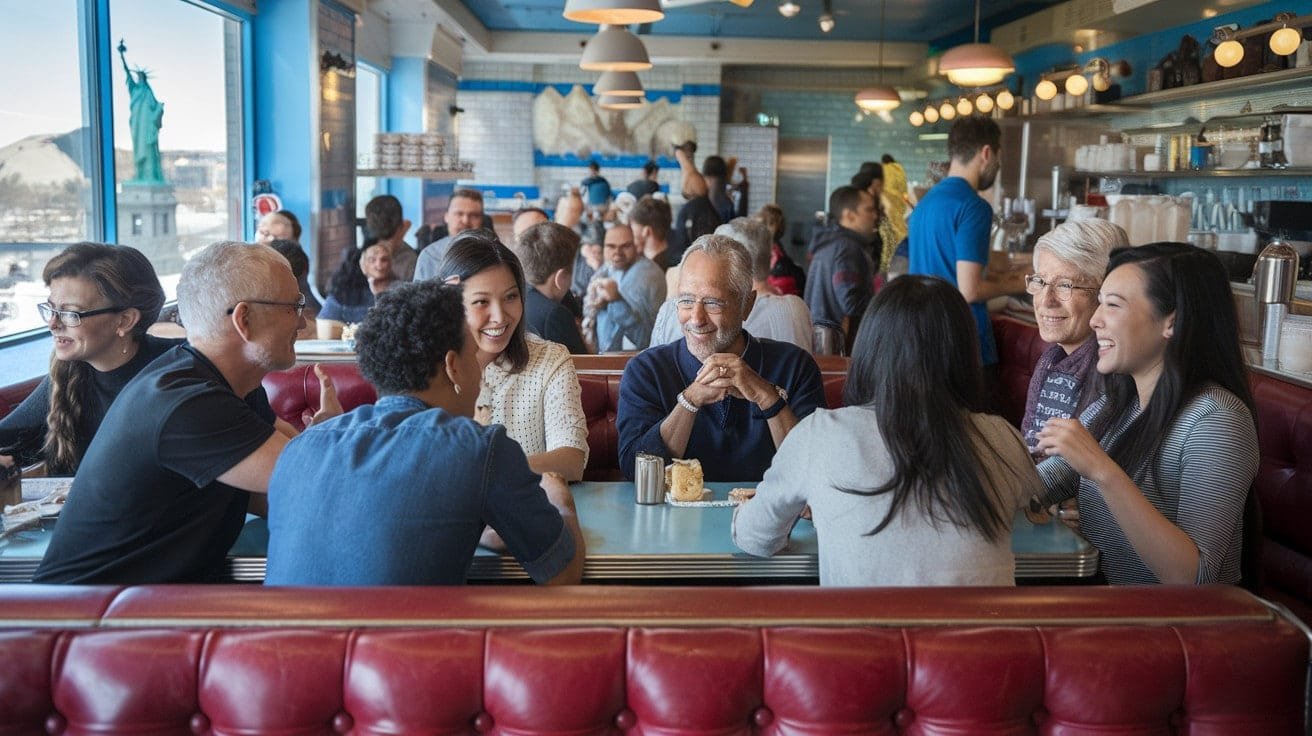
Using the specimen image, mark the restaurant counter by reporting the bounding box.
[0,481,1097,584]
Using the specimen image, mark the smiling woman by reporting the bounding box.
[436,232,589,483]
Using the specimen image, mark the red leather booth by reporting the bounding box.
[0,584,1307,734]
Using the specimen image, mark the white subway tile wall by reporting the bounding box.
[719,124,778,211]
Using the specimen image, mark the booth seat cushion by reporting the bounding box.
[0,585,1305,735]
[0,376,41,423]
[1250,370,1312,625]
[991,313,1052,427]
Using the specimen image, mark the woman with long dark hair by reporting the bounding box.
[733,275,1040,585]
[0,243,174,475]
[436,232,589,482]
[1035,243,1258,585]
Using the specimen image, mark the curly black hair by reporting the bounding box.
[354,281,466,395]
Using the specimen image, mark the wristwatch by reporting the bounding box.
[753,384,789,420]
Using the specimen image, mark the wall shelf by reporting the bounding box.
[1071,168,1312,179]
[355,169,466,180]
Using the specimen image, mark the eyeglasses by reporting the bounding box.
[675,296,728,314]
[1024,275,1098,302]
[226,293,307,316]
[37,303,126,327]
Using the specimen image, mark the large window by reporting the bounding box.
[355,62,383,218]
[0,0,95,336]
[0,0,245,341]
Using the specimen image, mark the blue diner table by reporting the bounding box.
[1,481,1099,583]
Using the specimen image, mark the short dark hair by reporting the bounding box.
[268,239,309,280]
[513,222,579,284]
[451,188,484,206]
[857,161,883,181]
[437,231,530,372]
[512,207,549,227]
[642,160,658,176]
[850,172,874,191]
[755,203,786,242]
[365,195,404,241]
[947,116,1001,164]
[828,186,867,221]
[702,155,728,179]
[355,282,466,395]
[275,210,303,241]
[629,195,672,240]
[588,161,600,172]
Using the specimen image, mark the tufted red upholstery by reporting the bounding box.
[262,354,852,480]
[0,585,1306,734]
[0,376,40,423]
[991,313,1052,427]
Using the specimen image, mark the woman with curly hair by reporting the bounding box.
[0,243,176,475]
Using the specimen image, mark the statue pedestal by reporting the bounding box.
[117,182,181,271]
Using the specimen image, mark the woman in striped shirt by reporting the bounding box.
[1034,243,1258,585]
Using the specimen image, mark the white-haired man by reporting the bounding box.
[616,234,825,483]
[36,241,336,584]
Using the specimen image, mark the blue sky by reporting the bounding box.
[0,0,229,152]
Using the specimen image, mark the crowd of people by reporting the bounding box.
[0,118,1260,592]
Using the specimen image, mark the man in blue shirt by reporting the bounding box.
[804,185,878,350]
[584,223,666,351]
[617,235,825,482]
[265,282,585,586]
[580,161,612,211]
[908,116,1025,372]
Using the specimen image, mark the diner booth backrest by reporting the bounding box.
[0,585,1306,735]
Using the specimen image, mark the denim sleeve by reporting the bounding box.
[481,428,574,584]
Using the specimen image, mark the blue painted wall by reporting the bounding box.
[252,0,314,245]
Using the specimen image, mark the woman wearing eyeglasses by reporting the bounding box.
[1021,219,1128,456]
[0,243,176,475]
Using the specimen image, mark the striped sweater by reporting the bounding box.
[1038,383,1258,585]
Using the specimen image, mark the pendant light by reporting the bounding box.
[563,0,663,25]
[854,0,901,113]
[580,25,652,72]
[938,0,1015,87]
[778,0,801,17]
[594,70,645,97]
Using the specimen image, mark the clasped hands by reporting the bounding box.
[585,278,620,309]
[682,353,776,411]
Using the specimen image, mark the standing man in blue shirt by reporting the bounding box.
[617,234,825,482]
[908,116,1025,397]
[265,282,585,586]
[580,161,612,216]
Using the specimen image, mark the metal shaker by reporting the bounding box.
[1253,237,1299,367]
[634,453,665,504]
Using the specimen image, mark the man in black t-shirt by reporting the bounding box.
[35,241,338,584]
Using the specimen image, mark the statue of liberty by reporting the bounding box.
[118,40,166,184]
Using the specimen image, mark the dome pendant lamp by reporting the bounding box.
[563,0,664,25]
[854,0,901,113]
[599,94,645,110]
[580,25,653,72]
[939,0,1015,88]
[594,70,645,97]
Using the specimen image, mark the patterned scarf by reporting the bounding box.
[1022,337,1100,455]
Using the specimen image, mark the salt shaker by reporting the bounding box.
[634,453,665,505]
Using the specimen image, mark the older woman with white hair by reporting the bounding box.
[1022,218,1128,455]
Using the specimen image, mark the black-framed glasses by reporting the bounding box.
[1024,275,1097,302]
[226,293,307,316]
[37,302,126,327]
[675,296,728,315]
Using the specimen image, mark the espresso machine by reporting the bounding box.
[1252,200,1312,281]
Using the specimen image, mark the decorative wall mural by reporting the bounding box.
[532,85,695,160]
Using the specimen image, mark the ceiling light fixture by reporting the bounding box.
[778,0,801,17]
[924,105,940,123]
[957,97,974,116]
[1212,12,1311,68]
[594,70,645,97]
[1035,78,1058,100]
[995,89,1014,110]
[975,92,994,113]
[855,0,901,113]
[818,0,835,32]
[1064,72,1089,96]
[563,0,664,25]
[579,25,653,71]
[938,0,1015,87]
[909,110,925,127]
[939,100,957,120]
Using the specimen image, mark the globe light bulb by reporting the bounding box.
[909,110,925,127]
[996,89,1015,110]
[1270,26,1302,56]
[1065,73,1089,96]
[939,101,956,120]
[777,0,801,18]
[818,12,835,32]
[957,97,974,116]
[1092,73,1111,92]
[1215,39,1244,68]
[1035,79,1058,101]
[924,105,940,123]
[975,93,994,113]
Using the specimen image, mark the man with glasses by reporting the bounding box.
[616,235,824,482]
[583,223,665,352]
[36,241,338,584]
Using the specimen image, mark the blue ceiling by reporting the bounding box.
[459,0,1064,47]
